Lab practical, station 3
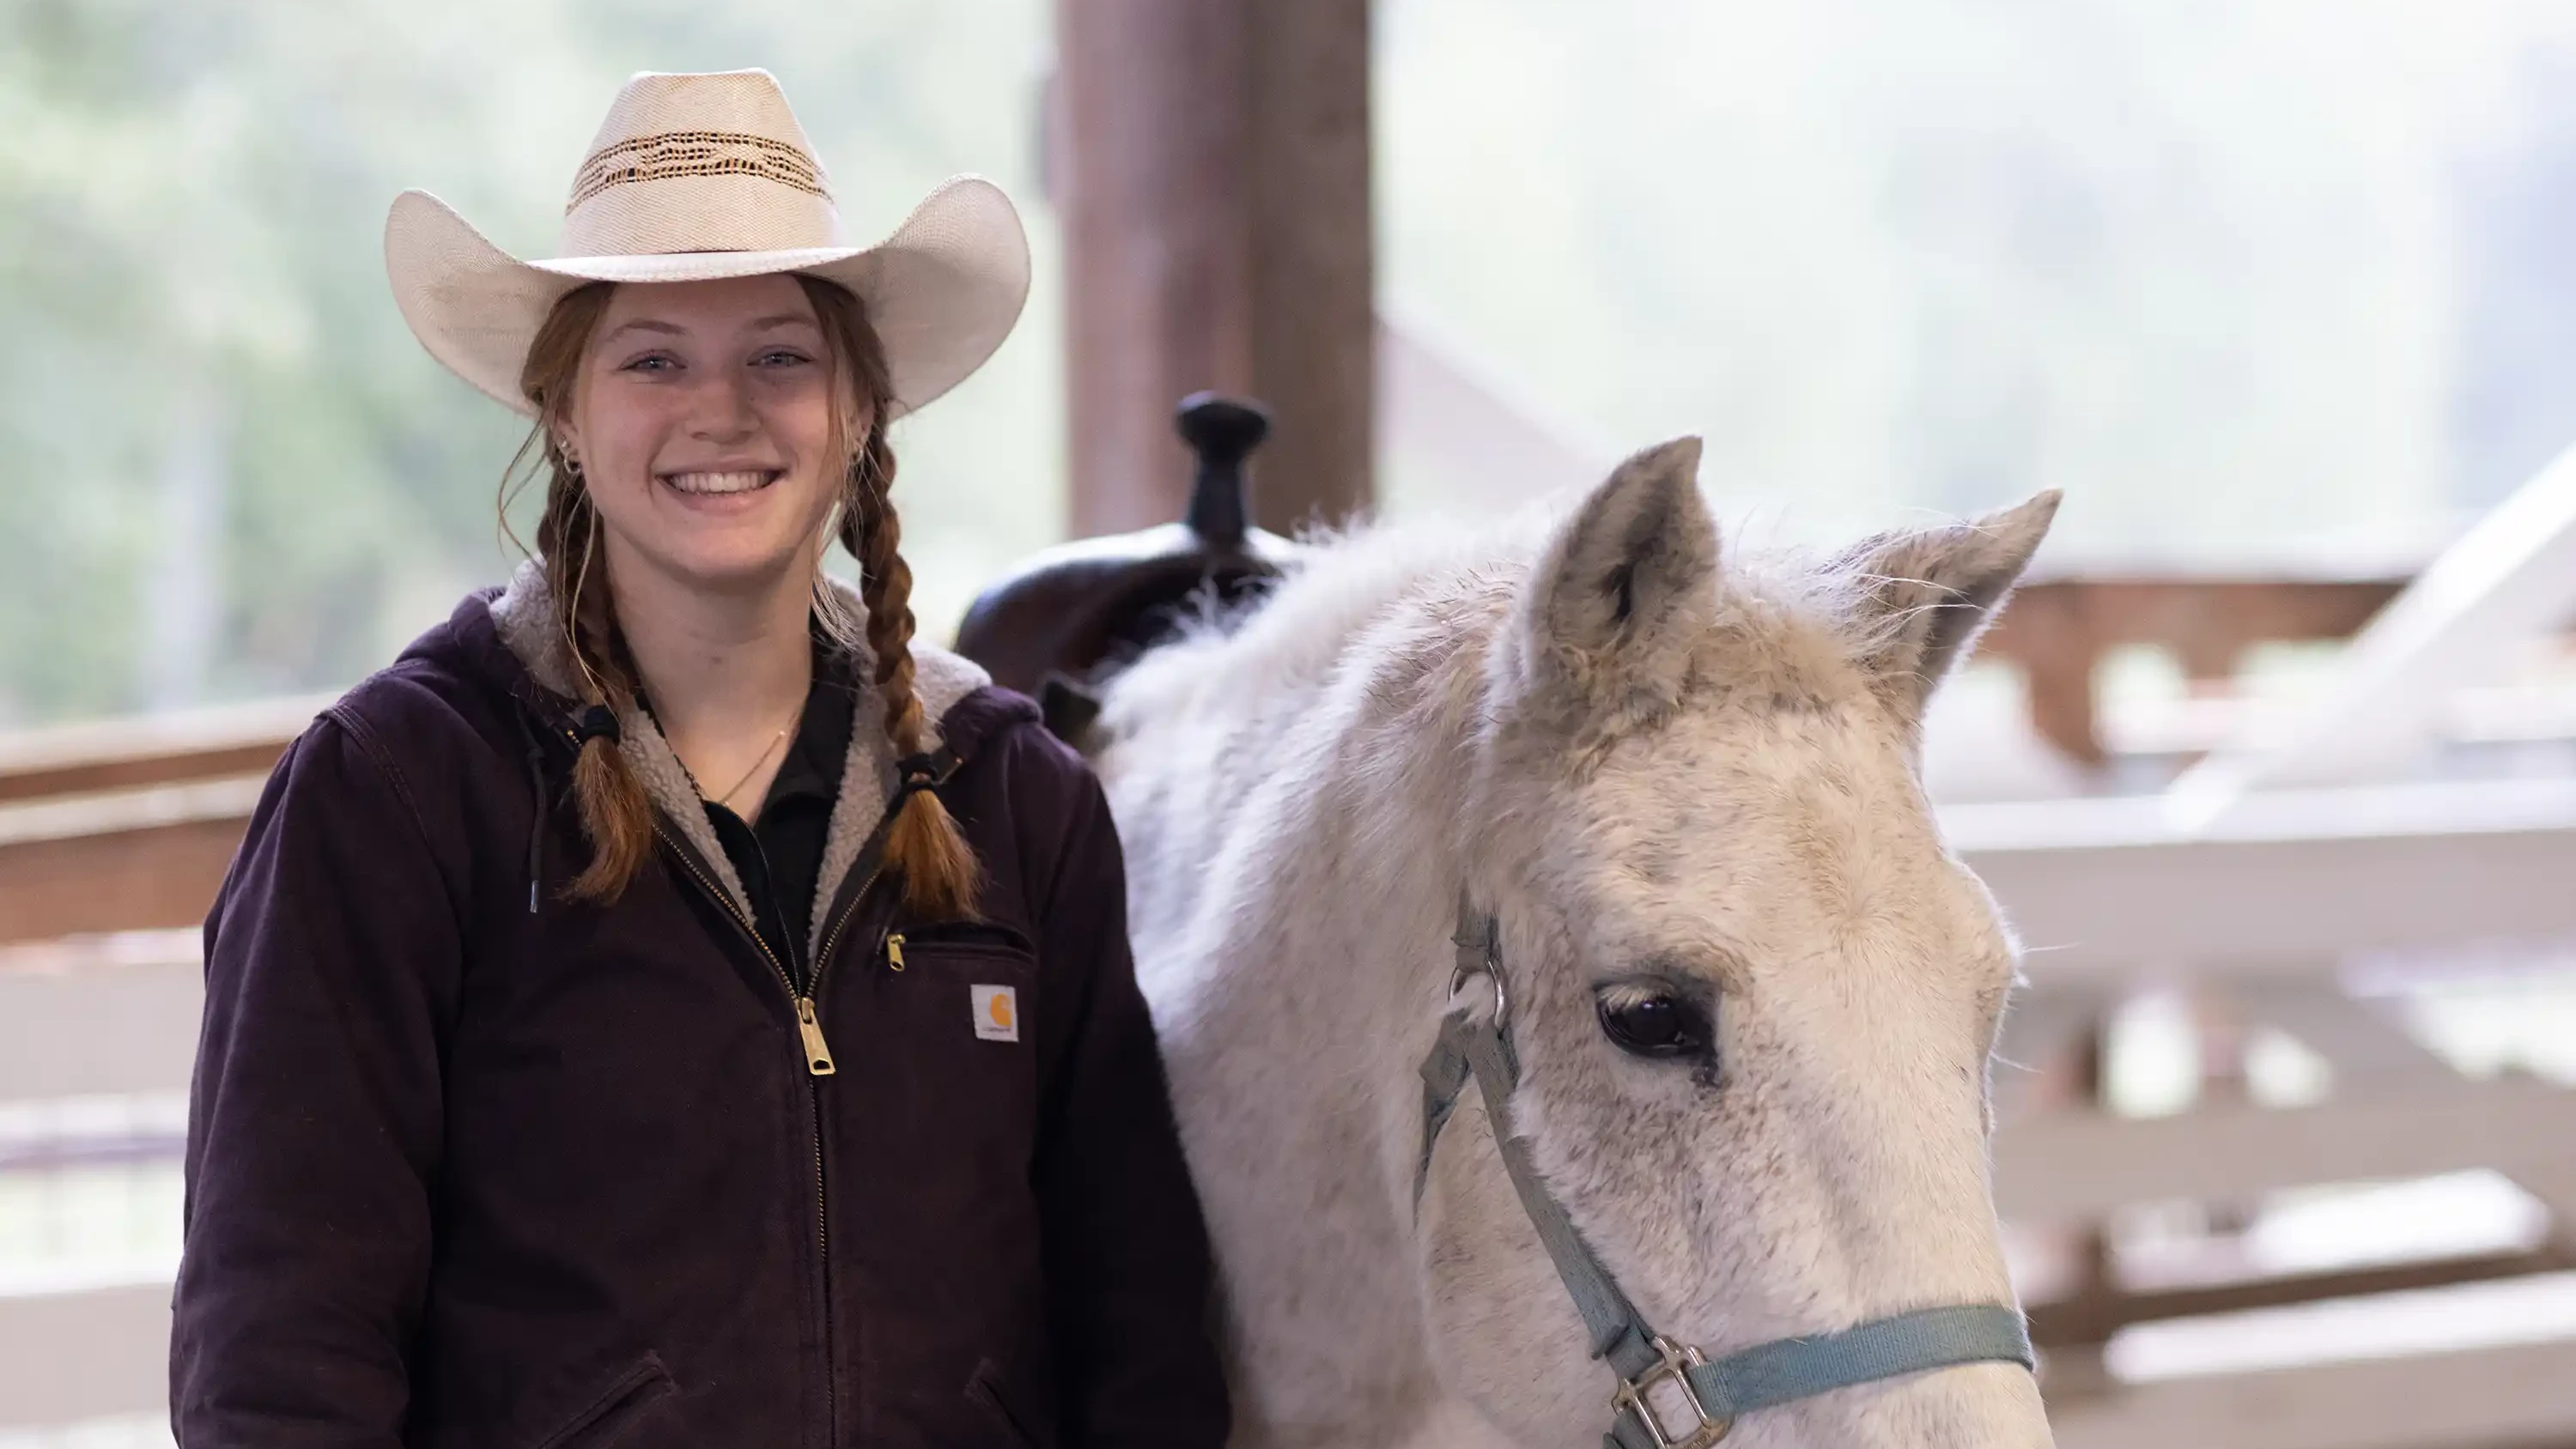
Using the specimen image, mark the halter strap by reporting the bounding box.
[1419,890,2034,1448]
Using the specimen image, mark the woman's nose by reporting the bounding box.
[687,372,759,442]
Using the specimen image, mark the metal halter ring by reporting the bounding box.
[1448,919,1510,1028]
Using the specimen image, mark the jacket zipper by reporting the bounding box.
[650,822,880,1449]
[812,867,886,996]
[798,858,891,1449]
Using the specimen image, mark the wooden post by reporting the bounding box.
[1243,0,1373,535]
[1054,0,1373,538]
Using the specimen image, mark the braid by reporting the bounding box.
[535,478,656,903]
[519,281,655,905]
[841,430,983,921]
[798,272,983,921]
[846,439,924,754]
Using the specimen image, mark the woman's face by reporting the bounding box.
[558,274,862,596]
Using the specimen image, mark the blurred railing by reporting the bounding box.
[1964,783,2576,1447]
[0,700,321,1440]
[0,697,323,951]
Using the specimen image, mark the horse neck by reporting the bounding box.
[1103,579,1516,1431]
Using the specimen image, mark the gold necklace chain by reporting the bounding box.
[707,724,792,810]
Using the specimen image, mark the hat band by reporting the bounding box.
[568,130,829,214]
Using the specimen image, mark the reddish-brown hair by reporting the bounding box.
[509,276,980,920]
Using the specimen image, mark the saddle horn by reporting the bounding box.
[1177,391,1269,551]
[951,392,1306,729]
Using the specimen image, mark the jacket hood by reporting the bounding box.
[434,558,993,960]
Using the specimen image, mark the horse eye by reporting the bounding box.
[1596,988,1710,1060]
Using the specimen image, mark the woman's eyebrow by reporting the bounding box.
[598,314,817,345]
[600,318,685,343]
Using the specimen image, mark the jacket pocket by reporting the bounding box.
[526,1353,677,1449]
[890,931,1042,1047]
[965,1359,1046,1449]
[841,932,1048,1294]
[896,918,1037,959]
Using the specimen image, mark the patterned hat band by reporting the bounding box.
[567,130,831,215]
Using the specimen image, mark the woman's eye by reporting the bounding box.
[755,349,812,367]
[1596,988,1711,1060]
[622,354,677,374]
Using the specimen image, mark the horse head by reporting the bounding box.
[1416,439,2059,1447]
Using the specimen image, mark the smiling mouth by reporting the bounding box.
[659,470,783,495]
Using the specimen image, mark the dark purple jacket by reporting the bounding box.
[171,572,1228,1449]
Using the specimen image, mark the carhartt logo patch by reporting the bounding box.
[971,985,1019,1042]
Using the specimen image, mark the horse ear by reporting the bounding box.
[1837,491,2060,726]
[1512,437,1719,725]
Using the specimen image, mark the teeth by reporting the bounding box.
[664,470,776,494]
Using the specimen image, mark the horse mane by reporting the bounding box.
[1100,494,1889,750]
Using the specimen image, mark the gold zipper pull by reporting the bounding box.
[796,997,837,1076]
[885,933,906,972]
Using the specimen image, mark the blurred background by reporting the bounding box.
[6,0,2576,1444]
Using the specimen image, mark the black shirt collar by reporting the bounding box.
[755,634,860,815]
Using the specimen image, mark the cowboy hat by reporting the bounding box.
[385,68,1030,420]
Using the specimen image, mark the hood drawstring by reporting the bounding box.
[519,710,550,915]
[524,742,546,914]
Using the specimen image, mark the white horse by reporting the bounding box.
[1091,438,2060,1449]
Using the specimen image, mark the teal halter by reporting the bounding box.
[1415,894,2036,1449]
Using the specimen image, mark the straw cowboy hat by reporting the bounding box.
[385,68,1030,420]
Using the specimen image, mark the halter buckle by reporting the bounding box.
[1612,1336,1730,1449]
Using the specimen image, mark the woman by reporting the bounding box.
[171,70,1228,1449]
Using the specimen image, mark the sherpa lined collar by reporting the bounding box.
[484,557,991,960]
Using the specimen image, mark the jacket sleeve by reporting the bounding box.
[171,709,462,1446]
[1030,757,1231,1449]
